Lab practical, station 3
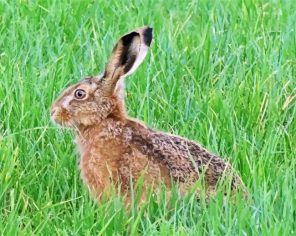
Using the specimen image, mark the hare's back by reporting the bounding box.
[131,130,230,185]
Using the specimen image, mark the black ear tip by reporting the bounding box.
[142,27,153,47]
[121,31,139,46]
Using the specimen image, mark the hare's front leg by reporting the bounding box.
[118,150,173,206]
[118,152,151,206]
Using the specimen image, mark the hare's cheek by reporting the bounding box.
[60,110,71,123]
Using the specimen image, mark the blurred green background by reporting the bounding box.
[0,0,295,235]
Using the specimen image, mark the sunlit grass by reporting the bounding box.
[0,0,296,235]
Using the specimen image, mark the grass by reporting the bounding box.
[0,0,296,235]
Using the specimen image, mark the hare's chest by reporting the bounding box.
[79,148,121,198]
[79,137,124,195]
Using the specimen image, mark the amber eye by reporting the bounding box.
[74,89,86,99]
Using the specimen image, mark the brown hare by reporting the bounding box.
[51,26,247,204]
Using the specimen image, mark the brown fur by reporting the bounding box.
[51,26,247,204]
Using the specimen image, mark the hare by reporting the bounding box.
[51,26,247,204]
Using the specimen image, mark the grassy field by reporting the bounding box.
[1,0,296,235]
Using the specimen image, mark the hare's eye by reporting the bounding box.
[74,89,86,99]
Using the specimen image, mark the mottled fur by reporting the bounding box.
[51,26,247,204]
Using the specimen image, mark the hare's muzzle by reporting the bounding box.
[50,105,71,125]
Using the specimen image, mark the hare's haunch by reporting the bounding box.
[51,27,247,203]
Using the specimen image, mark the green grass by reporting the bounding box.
[1,0,296,235]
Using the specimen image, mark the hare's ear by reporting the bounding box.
[102,26,152,93]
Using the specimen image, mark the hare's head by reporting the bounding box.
[51,26,152,127]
